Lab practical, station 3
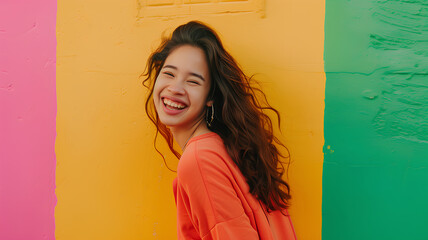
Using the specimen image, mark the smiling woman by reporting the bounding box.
[153,45,213,148]
[142,21,297,240]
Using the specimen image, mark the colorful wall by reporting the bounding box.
[0,1,57,239]
[323,1,428,239]
[0,0,426,240]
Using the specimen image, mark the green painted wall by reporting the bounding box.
[323,0,428,239]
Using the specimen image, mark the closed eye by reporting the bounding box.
[188,80,201,85]
[163,72,174,77]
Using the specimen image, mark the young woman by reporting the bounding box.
[143,21,297,240]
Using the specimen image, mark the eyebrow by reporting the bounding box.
[163,65,205,81]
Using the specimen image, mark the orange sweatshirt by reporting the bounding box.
[173,132,297,240]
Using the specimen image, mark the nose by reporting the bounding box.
[167,79,185,95]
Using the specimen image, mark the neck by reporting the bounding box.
[171,120,211,151]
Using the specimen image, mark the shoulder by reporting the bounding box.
[177,132,231,185]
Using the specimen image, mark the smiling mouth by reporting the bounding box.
[163,98,187,110]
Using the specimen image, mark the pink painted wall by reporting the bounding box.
[0,0,57,239]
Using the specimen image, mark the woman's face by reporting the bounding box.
[153,45,212,131]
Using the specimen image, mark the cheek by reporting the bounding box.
[152,80,163,112]
[153,79,162,99]
[190,91,209,108]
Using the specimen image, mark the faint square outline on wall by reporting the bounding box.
[137,0,265,20]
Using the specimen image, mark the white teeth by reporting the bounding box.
[163,98,185,109]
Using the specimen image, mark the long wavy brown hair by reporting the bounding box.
[142,21,291,212]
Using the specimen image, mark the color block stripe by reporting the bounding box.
[0,1,57,239]
[323,0,428,239]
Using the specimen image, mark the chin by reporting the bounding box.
[158,117,179,128]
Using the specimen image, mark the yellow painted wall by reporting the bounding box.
[55,0,325,239]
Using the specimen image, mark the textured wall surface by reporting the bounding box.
[0,0,57,239]
[323,0,428,239]
[55,0,324,239]
[2,0,426,239]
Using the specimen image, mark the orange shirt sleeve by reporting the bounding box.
[175,141,259,240]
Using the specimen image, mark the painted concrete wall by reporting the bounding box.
[0,0,57,239]
[323,0,428,239]
[55,0,324,239]
[2,0,426,239]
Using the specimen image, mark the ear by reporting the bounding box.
[206,100,214,107]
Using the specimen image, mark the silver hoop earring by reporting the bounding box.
[206,105,214,127]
